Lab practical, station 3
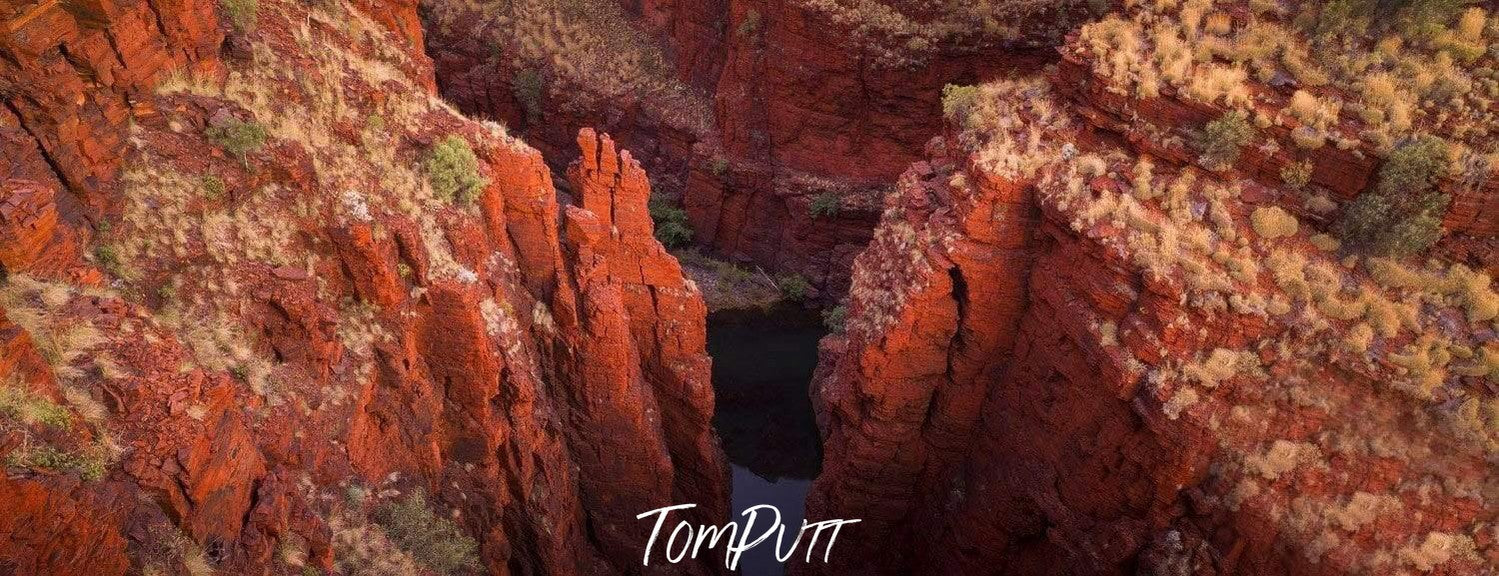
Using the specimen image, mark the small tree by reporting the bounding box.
[777,274,811,301]
[511,68,544,123]
[821,305,847,334]
[1334,136,1451,257]
[941,84,981,130]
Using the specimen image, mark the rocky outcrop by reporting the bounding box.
[803,136,1039,570]
[805,33,1495,576]
[0,1,727,575]
[0,0,223,218]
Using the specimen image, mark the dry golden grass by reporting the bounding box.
[426,0,713,137]
[0,276,107,381]
[795,0,1079,67]
[1074,0,1497,151]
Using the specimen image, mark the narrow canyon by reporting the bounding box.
[0,0,1494,575]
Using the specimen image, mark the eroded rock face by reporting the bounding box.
[0,0,223,217]
[805,33,1496,576]
[420,0,1074,296]
[0,1,726,574]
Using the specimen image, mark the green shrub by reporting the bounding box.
[777,274,811,301]
[6,444,107,481]
[941,84,981,130]
[648,198,693,248]
[200,175,226,200]
[375,490,481,575]
[219,0,258,32]
[426,136,488,204]
[822,305,847,334]
[1392,0,1467,41]
[808,192,841,219]
[1306,0,1466,41]
[93,244,120,273]
[512,68,544,122]
[1375,135,1450,193]
[1334,136,1451,256]
[205,119,267,167]
[1304,0,1371,39]
[1196,111,1255,169]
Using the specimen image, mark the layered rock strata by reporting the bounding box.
[0,1,727,575]
[421,0,1081,296]
[805,3,1498,572]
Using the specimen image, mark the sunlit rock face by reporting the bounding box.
[803,3,1496,574]
[0,1,726,574]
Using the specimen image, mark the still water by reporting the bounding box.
[707,305,827,576]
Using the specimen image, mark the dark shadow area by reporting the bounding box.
[708,303,827,576]
[709,304,825,481]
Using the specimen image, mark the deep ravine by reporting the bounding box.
[706,305,826,575]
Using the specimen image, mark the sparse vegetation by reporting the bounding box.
[5,444,108,481]
[1335,136,1451,256]
[648,197,693,248]
[777,274,812,301]
[822,304,847,333]
[0,383,71,429]
[0,276,106,380]
[1078,0,1495,152]
[374,490,481,575]
[809,192,841,219]
[426,135,488,204]
[1280,159,1314,189]
[219,0,258,32]
[1196,111,1256,169]
[205,119,267,167]
[790,0,1082,67]
[512,68,544,122]
[429,0,714,138]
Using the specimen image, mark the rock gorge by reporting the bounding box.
[420,0,1086,297]
[0,0,1495,576]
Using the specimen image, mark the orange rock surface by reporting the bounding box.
[0,1,727,574]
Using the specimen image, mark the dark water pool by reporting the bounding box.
[708,304,826,576]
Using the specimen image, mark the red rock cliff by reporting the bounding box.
[804,8,1497,573]
[0,0,728,574]
[420,0,1080,297]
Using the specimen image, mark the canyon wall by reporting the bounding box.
[0,1,726,574]
[421,0,1081,296]
[805,4,1498,573]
